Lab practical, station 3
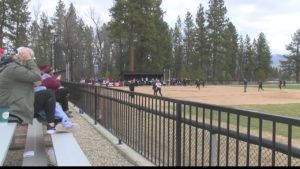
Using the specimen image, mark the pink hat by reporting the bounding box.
[39,65,53,74]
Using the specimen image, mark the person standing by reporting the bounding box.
[283,80,286,88]
[202,80,206,88]
[155,80,163,96]
[196,80,201,90]
[258,80,264,92]
[152,81,157,96]
[244,79,248,93]
[129,79,135,99]
[279,80,282,90]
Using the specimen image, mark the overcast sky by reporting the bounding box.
[29,0,300,55]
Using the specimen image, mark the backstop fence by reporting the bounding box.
[62,81,300,166]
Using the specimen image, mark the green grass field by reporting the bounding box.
[231,85,300,138]
[184,84,300,139]
[231,104,300,139]
[233,103,300,119]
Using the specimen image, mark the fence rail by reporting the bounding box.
[62,81,300,166]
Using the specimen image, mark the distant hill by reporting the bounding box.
[271,54,285,68]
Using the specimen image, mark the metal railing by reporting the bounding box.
[62,81,300,166]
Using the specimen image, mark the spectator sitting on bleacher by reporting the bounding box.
[0,47,57,134]
[39,65,70,113]
[34,85,73,128]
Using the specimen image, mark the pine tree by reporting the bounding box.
[52,0,67,71]
[206,0,229,80]
[237,35,245,81]
[63,3,79,81]
[36,13,52,65]
[243,35,255,80]
[109,0,171,74]
[172,16,184,79]
[6,0,31,48]
[282,29,300,82]
[183,12,195,78]
[223,22,238,80]
[255,32,271,81]
[194,4,209,80]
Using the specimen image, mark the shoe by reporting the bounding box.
[66,113,73,118]
[47,124,56,134]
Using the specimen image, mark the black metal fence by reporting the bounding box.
[62,81,300,166]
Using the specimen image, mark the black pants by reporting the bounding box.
[157,88,162,96]
[55,88,70,111]
[34,90,56,123]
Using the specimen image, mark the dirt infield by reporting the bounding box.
[116,85,300,106]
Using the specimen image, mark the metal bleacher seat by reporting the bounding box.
[0,108,17,166]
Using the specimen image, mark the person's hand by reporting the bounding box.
[33,81,42,86]
[56,75,62,80]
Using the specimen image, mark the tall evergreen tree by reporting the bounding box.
[6,0,31,48]
[255,32,271,81]
[194,4,209,80]
[206,0,229,80]
[223,22,238,80]
[63,3,79,81]
[183,11,195,78]
[237,35,245,81]
[28,18,40,61]
[109,0,171,74]
[35,13,52,65]
[52,0,67,71]
[172,16,184,79]
[243,35,255,80]
[281,29,300,82]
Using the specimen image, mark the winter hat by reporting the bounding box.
[0,48,5,61]
[0,48,4,55]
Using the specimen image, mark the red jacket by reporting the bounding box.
[42,77,61,91]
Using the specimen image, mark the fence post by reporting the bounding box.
[210,133,218,166]
[176,103,182,166]
[94,86,97,125]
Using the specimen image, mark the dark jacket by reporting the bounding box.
[129,82,135,92]
[0,59,41,123]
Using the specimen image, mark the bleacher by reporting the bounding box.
[0,108,91,166]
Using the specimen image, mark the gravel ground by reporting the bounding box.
[59,104,134,166]
[4,103,134,166]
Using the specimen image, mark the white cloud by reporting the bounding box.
[28,0,300,55]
